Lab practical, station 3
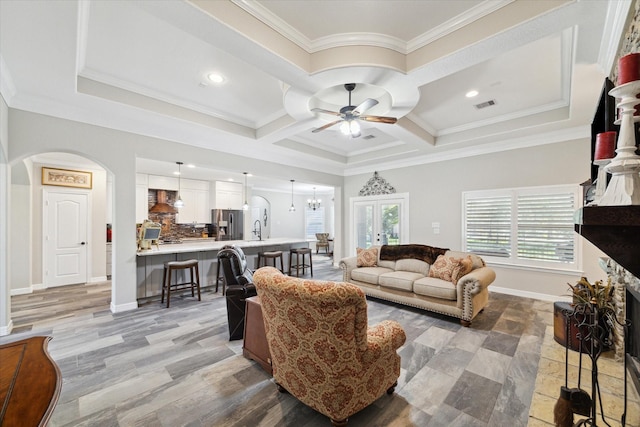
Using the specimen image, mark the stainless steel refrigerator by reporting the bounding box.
[212,209,244,241]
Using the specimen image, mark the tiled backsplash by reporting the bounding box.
[146,190,212,241]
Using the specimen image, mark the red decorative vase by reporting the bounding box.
[619,53,640,85]
[594,131,617,160]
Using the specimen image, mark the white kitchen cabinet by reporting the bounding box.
[214,181,243,210]
[176,178,210,224]
[148,174,178,190]
[136,173,149,223]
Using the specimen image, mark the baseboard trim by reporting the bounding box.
[0,320,14,336]
[110,301,138,313]
[89,276,108,283]
[10,287,32,296]
[490,286,571,302]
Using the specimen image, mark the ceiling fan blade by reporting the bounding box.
[359,115,398,124]
[353,98,378,115]
[311,107,341,117]
[312,120,342,133]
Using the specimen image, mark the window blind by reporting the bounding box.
[463,185,579,269]
[305,207,325,240]
[465,195,511,257]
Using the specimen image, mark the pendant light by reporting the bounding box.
[307,187,321,210]
[242,172,249,210]
[174,162,184,208]
[289,179,296,212]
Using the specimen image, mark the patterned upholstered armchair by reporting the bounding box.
[253,267,406,426]
[315,232,330,254]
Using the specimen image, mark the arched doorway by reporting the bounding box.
[6,152,112,330]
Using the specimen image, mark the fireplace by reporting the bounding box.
[627,283,640,395]
[576,205,640,399]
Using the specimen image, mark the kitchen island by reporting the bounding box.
[136,238,309,300]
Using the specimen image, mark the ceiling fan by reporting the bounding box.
[311,83,397,138]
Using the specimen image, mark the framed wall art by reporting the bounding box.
[42,167,93,189]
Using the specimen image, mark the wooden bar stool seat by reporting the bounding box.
[288,248,313,277]
[161,259,201,308]
[257,251,284,273]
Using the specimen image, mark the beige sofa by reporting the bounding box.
[339,245,496,326]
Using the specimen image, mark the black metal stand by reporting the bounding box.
[558,302,629,427]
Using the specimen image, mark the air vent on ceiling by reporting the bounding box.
[474,99,496,109]
[363,134,376,140]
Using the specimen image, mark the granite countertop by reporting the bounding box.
[136,237,309,256]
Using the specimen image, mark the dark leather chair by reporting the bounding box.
[217,245,257,340]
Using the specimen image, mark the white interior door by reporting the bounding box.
[44,189,89,286]
[350,193,409,253]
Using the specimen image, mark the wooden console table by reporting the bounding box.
[243,296,272,375]
[0,336,62,426]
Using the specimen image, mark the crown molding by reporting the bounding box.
[597,0,633,76]
[232,0,514,55]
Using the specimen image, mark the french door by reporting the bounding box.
[350,193,409,253]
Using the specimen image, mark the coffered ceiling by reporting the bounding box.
[0,0,631,181]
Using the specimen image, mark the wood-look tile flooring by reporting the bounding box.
[0,254,632,426]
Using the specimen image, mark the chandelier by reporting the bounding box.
[307,187,321,210]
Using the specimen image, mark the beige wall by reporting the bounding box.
[343,139,607,298]
[24,162,108,290]
[0,94,10,333]
[5,109,344,318]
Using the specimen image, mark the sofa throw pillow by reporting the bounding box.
[428,255,474,284]
[356,247,378,267]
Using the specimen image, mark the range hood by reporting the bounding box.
[149,190,177,214]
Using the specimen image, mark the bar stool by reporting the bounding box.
[161,259,201,308]
[257,251,284,273]
[288,248,313,277]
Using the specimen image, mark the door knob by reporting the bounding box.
[80,242,86,245]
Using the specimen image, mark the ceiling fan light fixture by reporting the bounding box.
[340,121,350,135]
[340,119,361,137]
[350,120,361,135]
[311,83,396,136]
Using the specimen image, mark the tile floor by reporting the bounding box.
[2,254,638,426]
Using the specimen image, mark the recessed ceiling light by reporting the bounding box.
[187,164,195,168]
[466,90,479,98]
[207,73,225,84]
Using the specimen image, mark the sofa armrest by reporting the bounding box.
[456,266,496,293]
[339,257,358,282]
[364,320,406,358]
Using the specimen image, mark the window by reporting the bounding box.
[305,207,325,240]
[463,185,580,270]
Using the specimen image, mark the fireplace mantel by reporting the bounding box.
[575,206,640,278]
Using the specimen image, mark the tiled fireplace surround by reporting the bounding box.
[608,259,640,405]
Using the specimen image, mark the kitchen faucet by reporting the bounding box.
[253,220,262,241]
